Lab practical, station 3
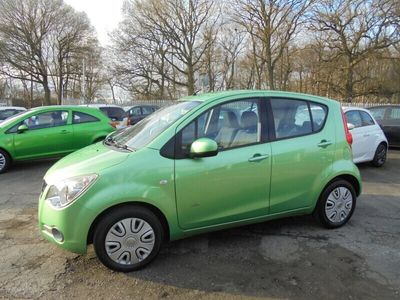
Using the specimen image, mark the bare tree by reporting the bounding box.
[234,0,313,90]
[311,0,399,102]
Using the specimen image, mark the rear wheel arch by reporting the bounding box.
[87,201,170,245]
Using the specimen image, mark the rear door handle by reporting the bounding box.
[60,130,70,134]
[317,140,332,148]
[363,134,370,137]
[248,154,269,162]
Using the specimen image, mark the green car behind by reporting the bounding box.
[0,106,115,173]
[38,91,361,272]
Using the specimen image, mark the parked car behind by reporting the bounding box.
[343,107,388,167]
[39,90,361,272]
[0,106,115,173]
[0,106,26,123]
[82,104,128,129]
[368,105,400,147]
[126,105,159,126]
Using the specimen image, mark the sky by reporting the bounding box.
[64,0,124,45]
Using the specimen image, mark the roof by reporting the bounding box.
[181,90,338,104]
[0,106,26,110]
[342,106,371,112]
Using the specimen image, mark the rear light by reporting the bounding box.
[109,121,117,129]
[341,108,353,145]
[127,118,131,126]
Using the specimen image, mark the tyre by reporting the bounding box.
[0,149,11,174]
[93,206,164,272]
[371,143,387,167]
[314,180,356,229]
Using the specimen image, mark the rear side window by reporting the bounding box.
[100,107,126,121]
[368,107,386,120]
[345,111,362,128]
[360,111,375,126]
[389,108,400,120]
[142,106,154,114]
[73,112,99,124]
[310,103,327,131]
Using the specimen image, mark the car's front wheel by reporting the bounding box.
[314,180,356,228]
[371,143,387,167]
[0,149,11,174]
[93,206,164,272]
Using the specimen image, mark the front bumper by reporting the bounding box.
[38,186,97,254]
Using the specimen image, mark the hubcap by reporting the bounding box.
[105,218,155,265]
[0,153,5,170]
[325,187,353,224]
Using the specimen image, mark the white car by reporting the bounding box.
[81,104,128,129]
[0,106,26,123]
[343,107,388,167]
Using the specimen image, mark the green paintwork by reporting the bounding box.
[0,106,114,162]
[38,90,362,255]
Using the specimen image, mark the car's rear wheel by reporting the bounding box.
[0,149,11,174]
[371,143,387,167]
[314,180,356,228]
[93,206,163,272]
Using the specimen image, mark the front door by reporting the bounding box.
[14,110,74,159]
[174,98,271,230]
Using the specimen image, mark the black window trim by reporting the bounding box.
[267,97,329,142]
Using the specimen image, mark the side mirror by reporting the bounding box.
[17,124,28,133]
[347,123,355,131]
[190,138,218,158]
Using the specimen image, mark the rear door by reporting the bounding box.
[269,98,334,213]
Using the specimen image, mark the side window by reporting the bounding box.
[360,111,375,126]
[130,107,141,116]
[345,111,362,128]
[24,111,68,130]
[369,107,386,121]
[310,103,328,131]
[271,99,312,139]
[73,111,99,124]
[142,106,153,115]
[389,108,400,120]
[178,99,261,156]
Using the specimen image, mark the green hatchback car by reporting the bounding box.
[0,106,115,173]
[38,91,361,272]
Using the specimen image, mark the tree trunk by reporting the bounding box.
[43,78,51,105]
[345,64,354,103]
[187,64,195,95]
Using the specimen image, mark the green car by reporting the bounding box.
[0,106,115,173]
[38,91,361,272]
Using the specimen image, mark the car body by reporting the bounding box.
[0,106,26,123]
[368,105,400,147]
[126,105,159,126]
[343,107,388,166]
[38,90,361,272]
[0,106,115,173]
[82,104,128,129]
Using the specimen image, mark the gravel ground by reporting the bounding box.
[0,152,399,299]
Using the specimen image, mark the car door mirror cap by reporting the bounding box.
[190,138,218,158]
[347,123,355,131]
[17,124,29,133]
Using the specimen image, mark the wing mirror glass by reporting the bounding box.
[347,123,355,131]
[190,138,218,158]
[17,124,28,133]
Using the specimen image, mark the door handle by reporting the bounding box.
[363,134,370,137]
[248,154,269,162]
[60,130,70,134]
[317,140,332,148]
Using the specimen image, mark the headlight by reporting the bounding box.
[45,174,98,209]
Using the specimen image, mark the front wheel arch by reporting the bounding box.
[87,202,170,245]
